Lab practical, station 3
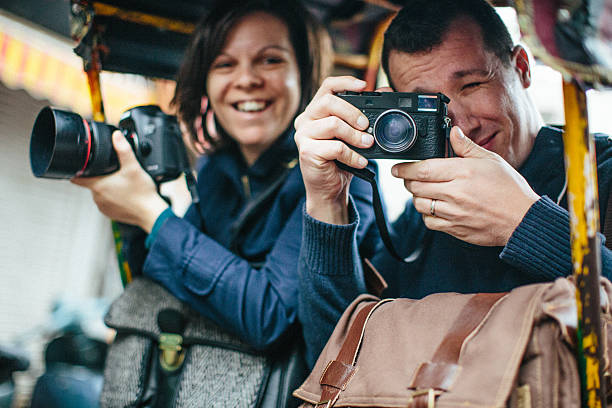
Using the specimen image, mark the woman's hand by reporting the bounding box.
[71,131,169,233]
[293,76,373,225]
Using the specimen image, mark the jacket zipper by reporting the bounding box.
[241,174,251,201]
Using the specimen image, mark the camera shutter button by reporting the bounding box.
[140,140,152,156]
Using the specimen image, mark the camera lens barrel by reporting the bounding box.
[373,109,417,153]
[30,107,118,179]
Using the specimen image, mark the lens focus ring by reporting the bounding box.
[372,109,417,153]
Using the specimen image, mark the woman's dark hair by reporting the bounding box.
[381,0,514,88]
[172,0,331,152]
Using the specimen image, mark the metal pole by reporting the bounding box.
[84,31,133,287]
[562,78,605,407]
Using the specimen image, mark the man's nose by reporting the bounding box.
[447,100,480,137]
[235,64,263,89]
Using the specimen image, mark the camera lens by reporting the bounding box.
[30,107,119,179]
[373,110,417,153]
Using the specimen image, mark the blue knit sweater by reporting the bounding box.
[298,127,612,367]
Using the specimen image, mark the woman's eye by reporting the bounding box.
[262,57,283,65]
[213,61,233,69]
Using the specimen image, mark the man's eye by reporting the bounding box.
[462,82,483,90]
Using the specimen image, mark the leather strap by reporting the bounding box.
[363,258,388,298]
[407,292,506,407]
[316,301,384,407]
[605,187,612,250]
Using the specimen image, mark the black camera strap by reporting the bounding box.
[335,161,413,263]
[335,122,453,263]
[228,158,298,266]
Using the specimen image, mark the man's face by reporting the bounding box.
[388,17,536,169]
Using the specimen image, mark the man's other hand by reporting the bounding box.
[392,126,540,246]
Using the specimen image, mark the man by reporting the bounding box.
[294,0,612,367]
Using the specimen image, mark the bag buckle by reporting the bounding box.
[159,333,185,372]
[408,388,436,408]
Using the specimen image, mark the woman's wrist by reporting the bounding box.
[139,196,170,233]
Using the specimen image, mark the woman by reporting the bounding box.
[72,0,376,350]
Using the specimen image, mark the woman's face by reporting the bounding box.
[206,12,301,165]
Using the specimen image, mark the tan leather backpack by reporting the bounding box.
[293,278,612,407]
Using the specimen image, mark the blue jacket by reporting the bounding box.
[298,127,612,366]
[122,129,377,350]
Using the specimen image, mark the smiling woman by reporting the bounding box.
[205,11,302,165]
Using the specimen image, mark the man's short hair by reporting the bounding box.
[381,0,514,86]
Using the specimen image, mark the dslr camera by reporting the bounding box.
[337,91,451,160]
[30,105,189,183]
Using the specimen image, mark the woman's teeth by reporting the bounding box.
[236,101,266,112]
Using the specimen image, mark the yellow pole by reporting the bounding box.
[363,14,395,91]
[562,78,605,407]
[84,32,133,287]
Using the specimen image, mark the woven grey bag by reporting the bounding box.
[100,277,306,408]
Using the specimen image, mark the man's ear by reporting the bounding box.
[511,45,531,88]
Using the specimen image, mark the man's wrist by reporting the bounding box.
[306,195,349,225]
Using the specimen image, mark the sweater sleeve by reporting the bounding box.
[298,197,366,367]
[501,195,612,281]
[141,201,304,351]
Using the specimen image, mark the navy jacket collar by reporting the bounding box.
[518,126,566,204]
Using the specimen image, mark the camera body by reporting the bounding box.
[337,91,451,160]
[30,105,188,183]
[118,106,186,183]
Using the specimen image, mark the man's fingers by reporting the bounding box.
[296,76,369,132]
[406,181,449,201]
[296,116,373,148]
[421,213,452,231]
[391,158,461,182]
[413,196,448,219]
[298,92,370,131]
[300,138,368,169]
[313,76,367,100]
[450,126,491,159]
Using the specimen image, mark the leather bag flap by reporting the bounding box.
[294,279,584,407]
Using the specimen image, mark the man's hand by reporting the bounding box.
[294,76,374,225]
[392,127,540,246]
[71,131,169,233]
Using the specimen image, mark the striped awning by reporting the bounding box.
[0,12,165,123]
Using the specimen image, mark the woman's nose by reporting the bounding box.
[234,64,263,89]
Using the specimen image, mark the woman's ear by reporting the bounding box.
[511,45,531,88]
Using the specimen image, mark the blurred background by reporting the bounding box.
[0,1,611,407]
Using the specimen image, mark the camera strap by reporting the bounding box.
[334,123,452,264]
[228,158,299,265]
[335,161,419,263]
